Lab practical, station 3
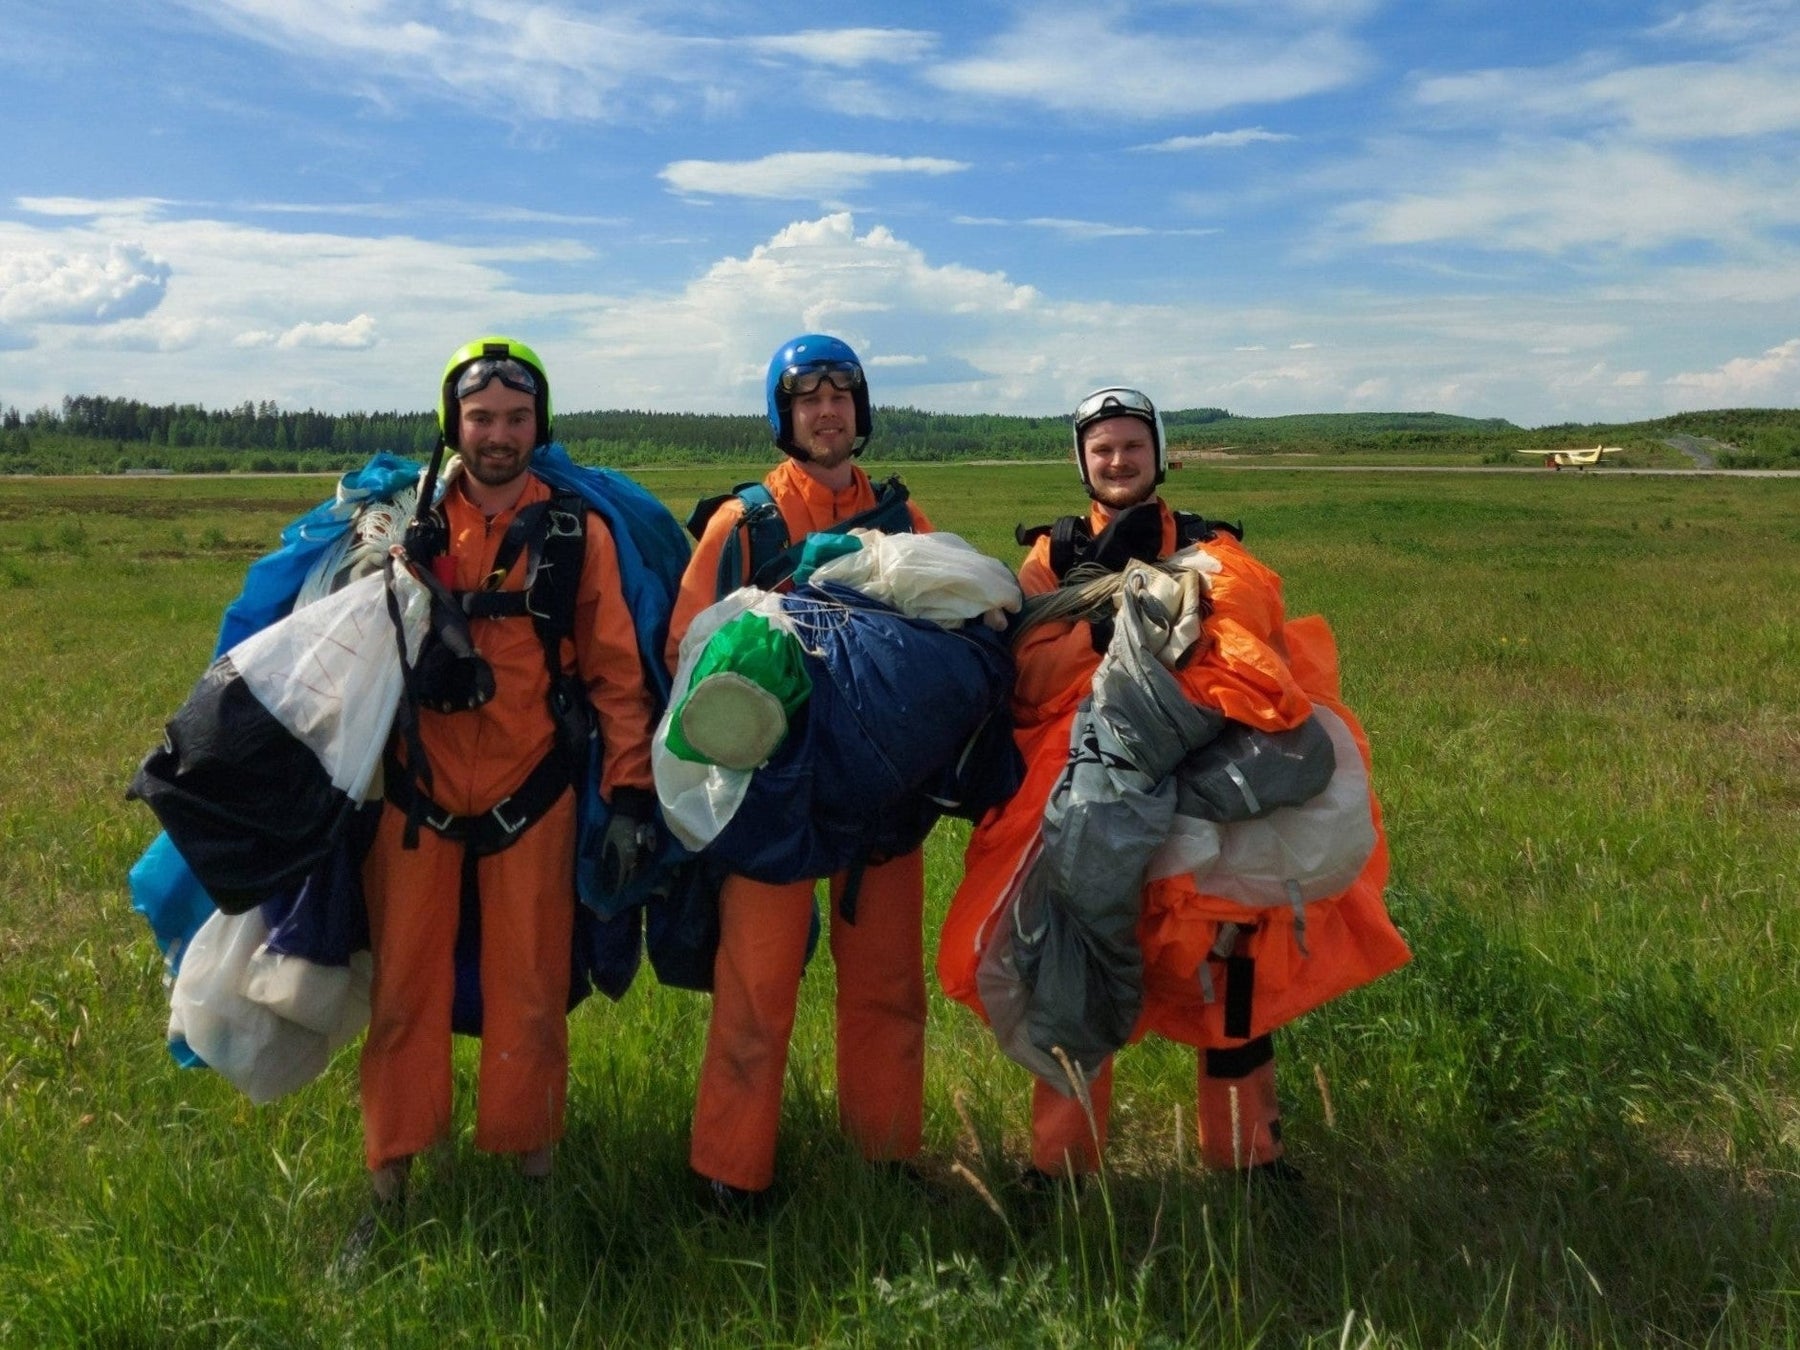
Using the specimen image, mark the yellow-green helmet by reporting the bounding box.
[439,336,553,449]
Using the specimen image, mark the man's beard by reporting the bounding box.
[464,444,531,486]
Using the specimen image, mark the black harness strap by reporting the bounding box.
[383,739,576,857]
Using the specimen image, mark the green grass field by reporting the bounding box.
[1,463,1796,1347]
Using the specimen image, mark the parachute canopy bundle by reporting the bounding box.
[127,445,688,1100]
[940,544,1411,1089]
[655,531,1024,884]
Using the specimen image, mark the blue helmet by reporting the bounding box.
[765,333,872,458]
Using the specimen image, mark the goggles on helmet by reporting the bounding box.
[454,356,540,401]
[1074,386,1157,433]
[779,361,865,398]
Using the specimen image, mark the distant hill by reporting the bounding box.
[1,393,1794,473]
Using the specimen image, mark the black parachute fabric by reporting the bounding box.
[129,570,427,915]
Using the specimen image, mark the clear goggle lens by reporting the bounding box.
[455,356,539,400]
[780,361,864,397]
[1074,387,1156,430]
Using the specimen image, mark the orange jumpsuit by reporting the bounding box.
[671,458,934,1193]
[941,499,1409,1175]
[360,470,656,1170]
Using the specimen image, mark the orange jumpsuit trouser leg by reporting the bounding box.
[360,795,577,1170]
[1031,1058,1114,1177]
[1197,1034,1284,1170]
[361,802,460,1171]
[826,848,926,1163]
[471,792,576,1156]
[690,874,815,1192]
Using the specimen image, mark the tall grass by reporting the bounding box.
[1,465,1795,1346]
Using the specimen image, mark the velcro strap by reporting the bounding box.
[1204,1032,1273,1080]
[1223,954,1255,1039]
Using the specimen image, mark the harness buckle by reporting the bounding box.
[488,795,530,837]
[423,804,458,835]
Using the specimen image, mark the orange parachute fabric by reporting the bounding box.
[938,538,1409,1051]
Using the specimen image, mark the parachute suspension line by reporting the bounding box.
[293,486,419,610]
[1012,557,1214,644]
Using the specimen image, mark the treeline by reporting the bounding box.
[2,393,1796,473]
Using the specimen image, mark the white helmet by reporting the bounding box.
[1072,386,1167,494]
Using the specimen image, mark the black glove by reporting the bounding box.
[598,786,658,895]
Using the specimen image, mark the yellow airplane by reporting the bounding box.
[1518,445,1624,470]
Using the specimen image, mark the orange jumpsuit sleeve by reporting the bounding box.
[1018,536,1057,596]
[666,495,747,673]
[573,513,657,797]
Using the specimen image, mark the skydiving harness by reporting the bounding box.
[681,474,917,925]
[383,456,596,857]
[687,474,915,600]
[1015,501,1242,582]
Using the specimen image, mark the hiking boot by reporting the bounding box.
[330,1194,404,1278]
[1245,1156,1306,1187]
[698,1174,770,1222]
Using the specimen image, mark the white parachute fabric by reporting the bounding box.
[228,567,429,800]
[168,906,371,1104]
[807,530,1023,626]
[1145,705,1376,905]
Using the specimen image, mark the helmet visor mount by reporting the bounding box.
[454,356,541,402]
[779,361,864,398]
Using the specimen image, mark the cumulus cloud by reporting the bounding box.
[1135,128,1296,151]
[927,12,1365,117]
[1666,337,1800,398]
[661,152,968,202]
[0,242,171,323]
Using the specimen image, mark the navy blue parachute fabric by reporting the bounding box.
[703,582,1021,883]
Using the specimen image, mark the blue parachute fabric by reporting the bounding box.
[212,452,422,655]
[127,832,215,1066]
[530,442,691,917]
[703,582,1018,885]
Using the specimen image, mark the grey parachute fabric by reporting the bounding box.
[976,564,1223,1086]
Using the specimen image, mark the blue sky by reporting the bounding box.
[3,0,1798,427]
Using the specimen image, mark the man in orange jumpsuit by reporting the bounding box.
[668,334,933,1213]
[940,386,1409,1187]
[358,337,659,1213]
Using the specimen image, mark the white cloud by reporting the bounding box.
[1415,60,1800,141]
[953,215,1219,240]
[1334,140,1777,254]
[928,12,1365,117]
[18,196,176,221]
[747,28,936,67]
[279,314,380,349]
[1135,128,1296,151]
[1666,337,1800,398]
[2,203,1794,428]
[0,241,171,323]
[661,152,968,202]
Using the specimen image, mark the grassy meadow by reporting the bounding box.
[0,462,1796,1347]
